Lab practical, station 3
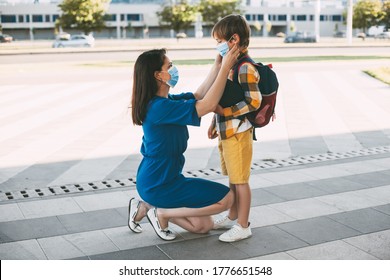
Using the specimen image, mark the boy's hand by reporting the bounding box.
[208,123,218,139]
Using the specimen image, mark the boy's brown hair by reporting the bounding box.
[212,14,251,48]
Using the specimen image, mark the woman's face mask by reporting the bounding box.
[165,65,179,88]
[216,36,234,57]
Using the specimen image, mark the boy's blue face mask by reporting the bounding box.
[216,36,234,57]
[166,65,179,88]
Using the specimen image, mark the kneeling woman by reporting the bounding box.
[129,47,239,240]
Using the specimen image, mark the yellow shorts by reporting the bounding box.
[218,128,253,184]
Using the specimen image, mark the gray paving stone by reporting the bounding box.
[296,165,353,180]
[17,197,83,219]
[63,230,120,256]
[277,216,361,245]
[249,252,296,260]
[0,239,47,260]
[264,182,328,201]
[286,240,378,260]
[0,216,68,242]
[0,204,24,222]
[249,205,295,228]
[327,208,390,234]
[260,170,317,185]
[103,224,185,251]
[251,189,285,206]
[343,171,390,188]
[231,226,308,258]
[373,204,390,216]
[343,229,390,260]
[57,208,125,233]
[89,245,170,260]
[70,256,90,260]
[315,191,385,212]
[353,131,390,148]
[306,177,369,194]
[38,235,86,260]
[157,235,249,260]
[268,197,341,220]
[289,137,329,157]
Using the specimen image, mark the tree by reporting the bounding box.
[352,0,385,32]
[57,0,110,35]
[198,0,244,25]
[381,0,390,30]
[157,0,197,34]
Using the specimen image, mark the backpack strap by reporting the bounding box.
[232,55,260,141]
[232,55,256,84]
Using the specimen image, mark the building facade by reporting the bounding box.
[0,0,351,40]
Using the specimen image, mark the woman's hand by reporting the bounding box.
[214,104,224,115]
[214,53,223,68]
[221,44,240,71]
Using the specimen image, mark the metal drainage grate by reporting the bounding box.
[1,145,389,202]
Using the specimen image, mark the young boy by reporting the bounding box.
[208,14,262,242]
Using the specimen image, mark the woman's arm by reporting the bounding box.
[195,45,239,117]
[193,55,222,100]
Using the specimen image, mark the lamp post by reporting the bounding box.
[346,0,353,44]
[314,0,320,42]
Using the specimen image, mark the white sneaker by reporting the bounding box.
[213,215,236,230]
[219,224,252,242]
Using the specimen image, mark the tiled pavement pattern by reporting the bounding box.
[1,59,390,259]
[1,151,390,260]
[1,60,390,191]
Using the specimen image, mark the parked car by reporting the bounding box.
[52,34,95,48]
[333,31,346,38]
[375,32,390,39]
[0,34,13,43]
[284,32,317,43]
[176,32,187,39]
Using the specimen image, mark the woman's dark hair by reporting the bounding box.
[131,48,166,125]
[212,14,251,48]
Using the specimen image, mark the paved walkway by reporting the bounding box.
[0,56,390,259]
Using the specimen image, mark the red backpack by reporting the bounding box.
[232,56,279,129]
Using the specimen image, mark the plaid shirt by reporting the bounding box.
[215,57,262,140]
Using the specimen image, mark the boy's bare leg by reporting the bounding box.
[227,183,238,220]
[235,183,251,228]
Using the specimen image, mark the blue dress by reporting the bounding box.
[136,92,229,208]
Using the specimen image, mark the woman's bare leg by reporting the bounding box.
[171,216,214,233]
[157,190,234,229]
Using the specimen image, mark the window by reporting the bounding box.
[332,15,342,21]
[18,15,24,23]
[53,15,59,22]
[257,14,263,21]
[127,14,141,21]
[104,14,117,21]
[296,15,307,21]
[310,15,314,21]
[320,15,328,21]
[291,15,295,20]
[245,14,251,21]
[278,15,287,21]
[45,15,51,22]
[1,15,17,23]
[32,15,43,22]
